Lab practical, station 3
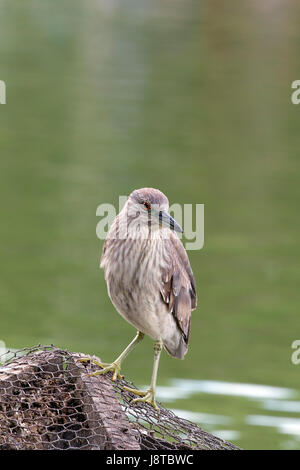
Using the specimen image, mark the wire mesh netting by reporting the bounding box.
[0,345,240,450]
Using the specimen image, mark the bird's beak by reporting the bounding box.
[158,210,183,233]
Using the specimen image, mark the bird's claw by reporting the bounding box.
[132,394,160,412]
[79,357,123,381]
[123,386,160,412]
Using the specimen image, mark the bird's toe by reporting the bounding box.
[123,386,147,396]
[79,358,123,381]
[131,394,159,412]
[124,386,159,412]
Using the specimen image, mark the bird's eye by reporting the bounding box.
[143,201,151,211]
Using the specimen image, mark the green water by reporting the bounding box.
[1,0,300,450]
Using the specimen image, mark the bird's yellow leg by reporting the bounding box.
[124,339,163,411]
[79,331,144,382]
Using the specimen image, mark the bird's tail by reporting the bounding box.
[163,337,188,360]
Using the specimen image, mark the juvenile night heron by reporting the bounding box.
[82,188,197,410]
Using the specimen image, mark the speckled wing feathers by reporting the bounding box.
[160,232,197,345]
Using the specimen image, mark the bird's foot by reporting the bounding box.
[123,386,159,412]
[79,357,123,382]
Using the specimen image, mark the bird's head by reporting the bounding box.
[122,188,183,236]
